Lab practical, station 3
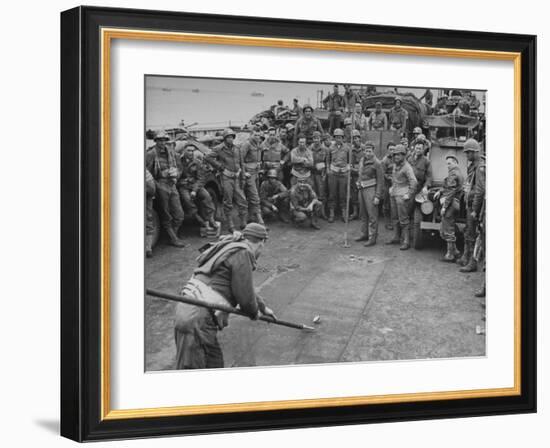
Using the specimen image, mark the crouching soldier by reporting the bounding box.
[146,131,186,248]
[145,168,156,258]
[386,144,417,250]
[259,169,290,222]
[290,178,322,230]
[205,128,249,233]
[174,224,276,369]
[436,155,464,261]
[355,141,384,246]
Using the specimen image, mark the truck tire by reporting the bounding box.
[412,207,423,250]
[151,209,160,248]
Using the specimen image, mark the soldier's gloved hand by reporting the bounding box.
[190,191,197,199]
[259,306,277,321]
[403,193,410,201]
[245,172,251,178]
[422,186,428,195]
[373,197,380,205]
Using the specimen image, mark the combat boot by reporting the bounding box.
[349,205,358,221]
[310,215,321,230]
[145,235,153,258]
[328,208,335,223]
[474,284,486,297]
[386,225,401,244]
[440,242,456,262]
[225,215,236,233]
[364,237,376,247]
[320,205,328,220]
[355,234,369,242]
[457,242,471,266]
[255,212,265,225]
[459,256,477,273]
[239,212,248,230]
[399,226,410,250]
[195,214,206,228]
[166,227,187,248]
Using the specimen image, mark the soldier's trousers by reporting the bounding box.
[440,207,457,242]
[358,186,379,238]
[292,202,321,223]
[261,193,290,219]
[328,113,343,134]
[311,173,327,202]
[327,172,348,211]
[155,183,185,231]
[174,304,224,369]
[221,174,248,218]
[464,204,479,243]
[382,179,393,218]
[243,173,261,216]
[179,187,215,222]
[146,195,155,236]
[390,195,410,227]
[351,174,359,208]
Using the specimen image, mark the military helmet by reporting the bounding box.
[285,123,295,131]
[364,140,375,149]
[267,169,278,178]
[400,137,409,145]
[154,130,170,141]
[333,128,344,137]
[351,129,361,138]
[312,130,322,138]
[413,126,422,134]
[222,128,236,139]
[302,104,314,112]
[343,117,352,125]
[392,144,407,155]
[184,142,198,150]
[463,138,481,152]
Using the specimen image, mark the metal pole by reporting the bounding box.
[146,288,315,331]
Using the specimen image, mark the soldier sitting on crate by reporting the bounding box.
[177,143,219,236]
[259,169,290,223]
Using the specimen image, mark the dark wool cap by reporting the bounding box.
[243,223,268,240]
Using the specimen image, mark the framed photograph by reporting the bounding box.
[60,6,536,442]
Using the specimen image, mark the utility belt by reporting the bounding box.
[244,162,260,172]
[291,168,311,179]
[330,164,350,174]
[263,161,280,169]
[222,168,241,179]
[357,178,377,189]
[312,162,326,173]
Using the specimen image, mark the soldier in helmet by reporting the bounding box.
[293,104,324,146]
[240,127,265,224]
[343,117,353,143]
[289,178,322,230]
[410,129,432,152]
[326,128,351,222]
[355,141,384,246]
[368,101,388,131]
[407,140,433,224]
[309,131,328,219]
[145,168,156,257]
[381,142,396,230]
[386,144,417,250]
[259,169,290,223]
[177,143,218,233]
[261,128,287,181]
[458,138,486,273]
[205,128,249,232]
[349,129,365,220]
[145,131,187,248]
[435,155,464,262]
[323,84,345,134]
[389,98,409,132]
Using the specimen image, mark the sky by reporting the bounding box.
[145,76,485,131]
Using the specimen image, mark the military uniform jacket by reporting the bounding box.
[465,158,486,213]
[327,142,351,172]
[309,143,328,174]
[407,154,433,191]
[240,139,262,174]
[358,156,384,199]
[294,116,324,145]
[290,183,318,209]
[145,169,156,197]
[351,144,364,176]
[381,155,394,181]
[323,93,345,112]
[368,111,388,130]
[177,156,208,192]
[146,144,179,187]
[440,165,464,209]
[206,142,244,174]
[260,179,287,207]
[290,147,313,178]
[389,107,409,129]
[390,161,417,197]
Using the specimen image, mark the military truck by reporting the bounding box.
[411,113,484,249]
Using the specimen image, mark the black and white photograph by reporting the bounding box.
[144,77,487,371]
